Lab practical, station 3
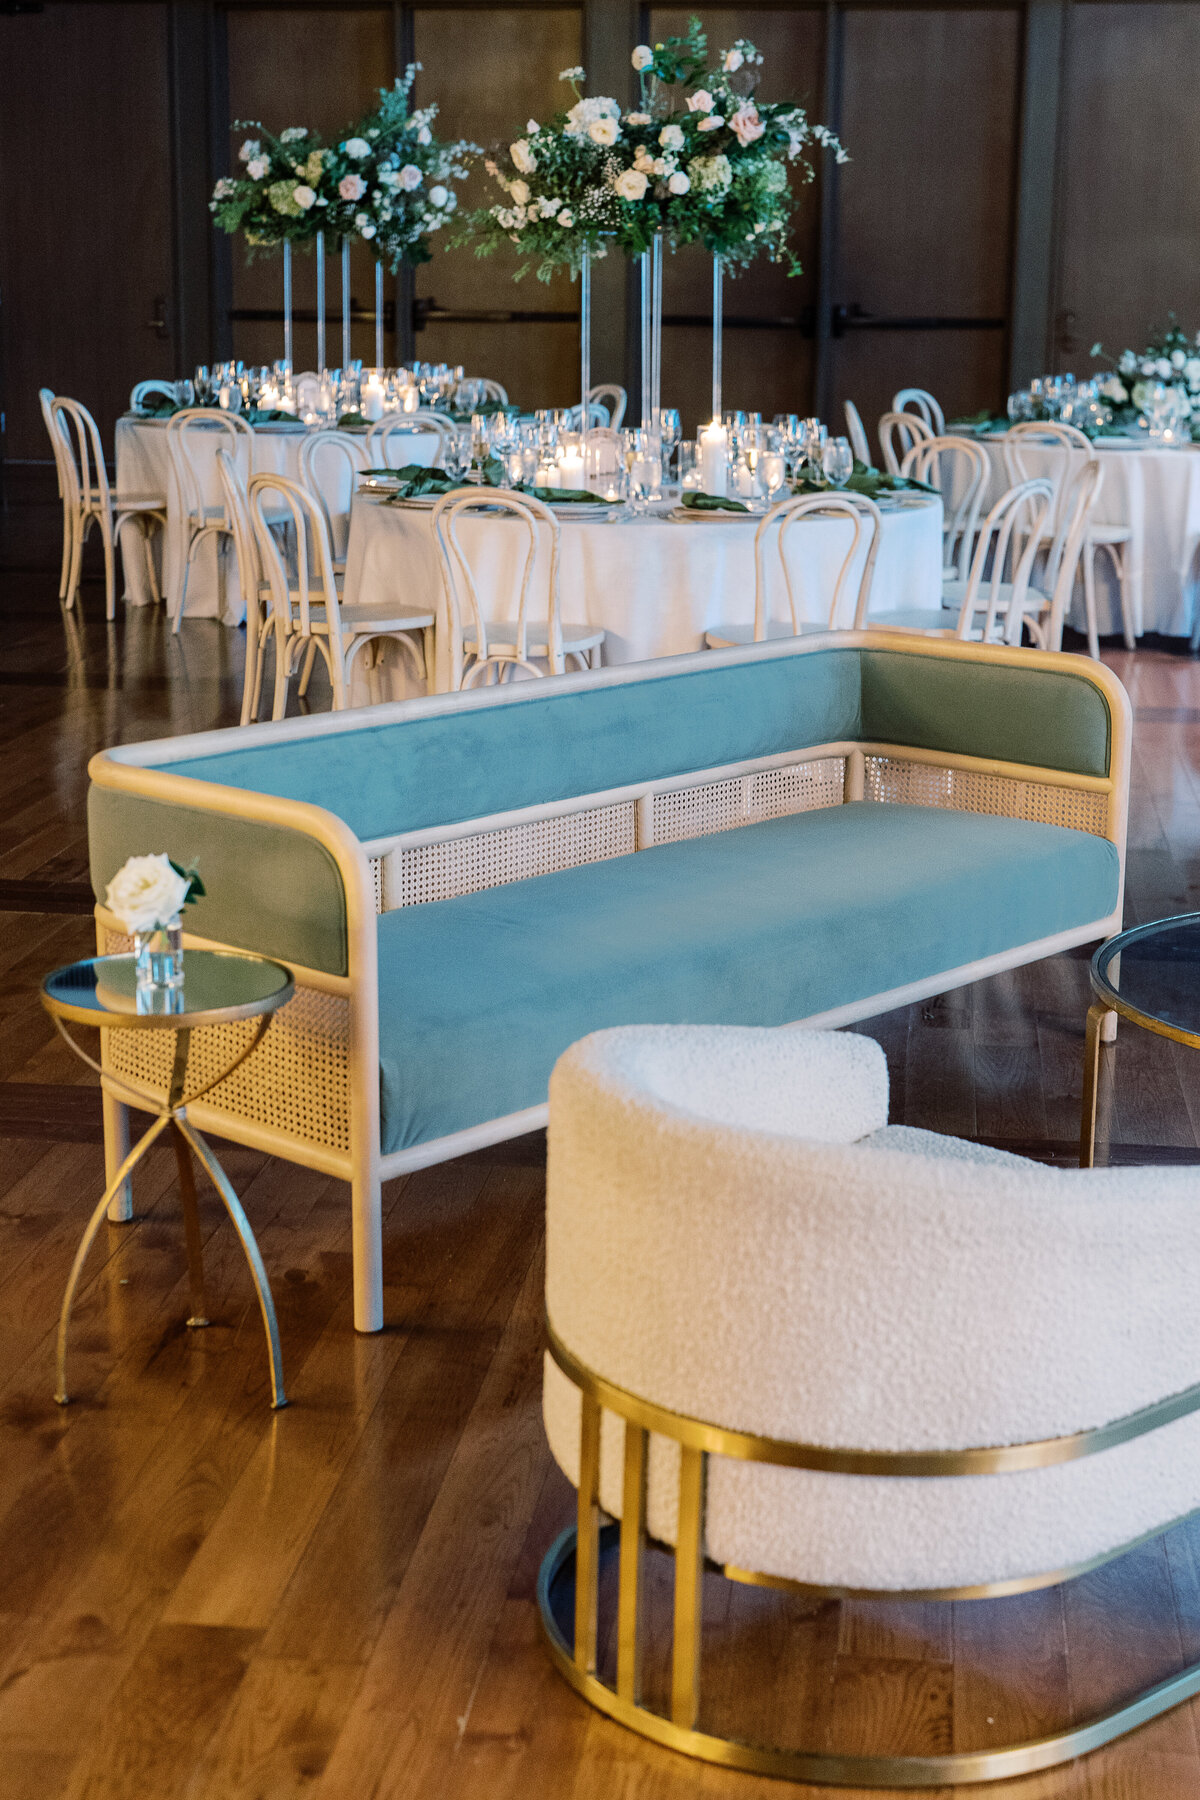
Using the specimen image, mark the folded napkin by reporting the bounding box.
[791,464,937,499]
[382,465,461,500]
[680,490,751,513]
[245,407,298,425]
[514,484,606,505]
[448,401,519,424]
[133,397,180,419]
[337,411,367,430]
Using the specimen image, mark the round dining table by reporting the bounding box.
[113,414,442,623]
[342,489,944,696]
[959,429,1200,639]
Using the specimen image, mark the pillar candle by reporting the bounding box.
[699,422,728,498]
[559,449,585,490]
[361,378,385,422]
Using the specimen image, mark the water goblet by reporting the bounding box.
[658,407,681,480]
[822,438,854,488]
[678,442,701,491]
[193,365,212,406]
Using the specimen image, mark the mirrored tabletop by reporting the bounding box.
[42,951,293,1029]
[1091,915,1200,1044]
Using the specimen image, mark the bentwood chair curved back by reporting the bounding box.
[878,410,934,474]
[892,385,946,435]
[129,380,180,412]
[1003,422,1131,657]
[901,433,990,583]
[216,450,271,726]
[166,408,254,632]
[297,428,367,568]
[565,401,611,431]
[431,487,605,689]
[588,383,627,429]
[366,409,457,467]
[843,398,872,467]
[705,495,882,649]
[540,1021,1200,1787]
[469,377,509,406]
[249,471,435,716]
[48,394,167,619]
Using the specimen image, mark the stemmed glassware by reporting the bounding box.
[193,366,213,406]
[658,408,681,483]
[821,437,854,488]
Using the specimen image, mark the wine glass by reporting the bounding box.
[658,408,681,480]
[822,437,854,488]
[193,365,212,406]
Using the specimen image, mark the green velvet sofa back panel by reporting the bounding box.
[858,651,1112,779]
[88,789,350,977]
[153,648,1113,843]
[158,652,865,839]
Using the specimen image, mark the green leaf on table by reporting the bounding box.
[245,408,298,424]
[681,491,751,513]
[791,464,937,499]
[515,485,606,505]
[383,466,462,500]
[337,412,367,430]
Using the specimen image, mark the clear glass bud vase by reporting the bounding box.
[134,914,184,997]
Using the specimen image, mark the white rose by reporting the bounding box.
[558,209,574,228]
[246,157,269,180]
[1118,350,1137,374]
[1186,358,1200,385]
[668,171,690,195]
[538,195,561,217]
[429,184,450,207]
[626,112,651,126]
[509,179,530,205]
[1156,357,1173,377]
[632,44,654,70]
[652,157,671,177]
[659,124,684,150]
[614,167,649,201]
[697,116,724,132]
[442,191,457,212]
[1172,348,1187,369]
[418,127,432,146]
[687,89,715,113]
[293,185,316,210]
[633,147,656,173]
[589,116,620,146]
[724,47,744,71]
[1141,360,1157,377]
[343,137,371,160]
[280,127,307,143]
[361,223,376,238]
[398,164,423,191]
[105,853,190,935]
[511,138,537,174]
[238,138,260,163]
[526,119,539,135]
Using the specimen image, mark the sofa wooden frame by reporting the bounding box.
[88,631,1131,1333]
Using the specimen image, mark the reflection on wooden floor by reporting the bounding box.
[4,489,1200,1797]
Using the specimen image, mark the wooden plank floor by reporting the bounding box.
[5,485,1200,1797]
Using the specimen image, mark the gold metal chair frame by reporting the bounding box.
[539,1320,1200,1786]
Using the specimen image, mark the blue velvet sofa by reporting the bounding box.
[87,632,1131,1330]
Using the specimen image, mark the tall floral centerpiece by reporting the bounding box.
[1091,319,1200,439]
[211,124,333,366]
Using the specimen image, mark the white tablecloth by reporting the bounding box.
[114,416,441,624]
[965,433,1200,638]
[343,492,944,694]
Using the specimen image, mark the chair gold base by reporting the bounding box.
[538,1523,1200,1787]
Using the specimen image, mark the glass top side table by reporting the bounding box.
[1081,913,1200,1167]
[41,949,294,1408]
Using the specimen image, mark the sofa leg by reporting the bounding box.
[1101,1008,1118,1044]
[103,1085,134,1221]
[351,1171,384,1332]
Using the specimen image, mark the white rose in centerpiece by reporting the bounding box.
[1141,360,1157,377]
[105,854,191,935]
[293,185,317,210]
[633,147,656,173]
[589,116,620,146]
[526,119,539,135]
[280,127,308,144]
[398,164,423,191]
[1156,357,1173,378]
[565,96,620,138]
[246,157,269,181]
[667,171,691,195]
[687,89,716,113]
[509,179,530,205]
[339,173,367,201]
[238,138,260,164]
[511,138,538,174]
[659,124,685,150]
[343,137,371,160]
[724,47,744,72]
[626,112,651,126]
[1118,350,1137,374]
[558,208,575,228]
[538,195,562,217]
[1099,376,1128,404]
[429,184,450,208]
[1172,348,1188,369]
[1186,358,1200,387]
[614,167,649,201]
[632,44,654,70]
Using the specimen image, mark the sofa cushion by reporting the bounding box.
[376,801,1119,1153]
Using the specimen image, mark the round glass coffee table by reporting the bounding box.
[41,949,293,1407]
[1082,914,1200,1167]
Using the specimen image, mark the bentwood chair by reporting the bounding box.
[1004,421,1134,656]
[705,494,882,647]
[893,385,946,435]
[166,408,255,631]
[901,434,990,585]
[297,428,367,573]
[431,488,606,689]
[366,409,457,467]
[46,394,167,619]
[843,399,872,467]
[878,410,934,474]
[588,384,628,429]
[866,476,1056,642]
[249,471,435,716]
[565,401,610,432]
[129,380,180,412]
[458,377,509,407]
[215,450,273,726]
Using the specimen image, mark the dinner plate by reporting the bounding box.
[548,502,621,521]
[669,504,757,523]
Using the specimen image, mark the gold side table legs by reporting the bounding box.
[53,1024,287,1410]
[1079,1000,1110,1169]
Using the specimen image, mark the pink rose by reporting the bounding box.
[339,173,367,202]
[729,102,765,146]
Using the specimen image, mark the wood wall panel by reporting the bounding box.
[224,6,393,370]
[1055,3,1200,371]
[0,4,174,461]
[412,7,583,410]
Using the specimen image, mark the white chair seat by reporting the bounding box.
[463,620,606,658]
[111,493,167,513]
[340,602,436,633]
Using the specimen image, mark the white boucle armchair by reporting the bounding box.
[539,1024,1200,1787]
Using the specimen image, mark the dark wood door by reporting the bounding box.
[1055,3,1200,372]
[825,6,1021,445]
[0,3,174,462]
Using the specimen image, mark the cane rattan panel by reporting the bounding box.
[101,928,351,1154]
[384,801,636,908]
[863,755,1110,837]
[651,758,847,846]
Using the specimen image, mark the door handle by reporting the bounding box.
[147,296,169,339]
[832,302,1005,338]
